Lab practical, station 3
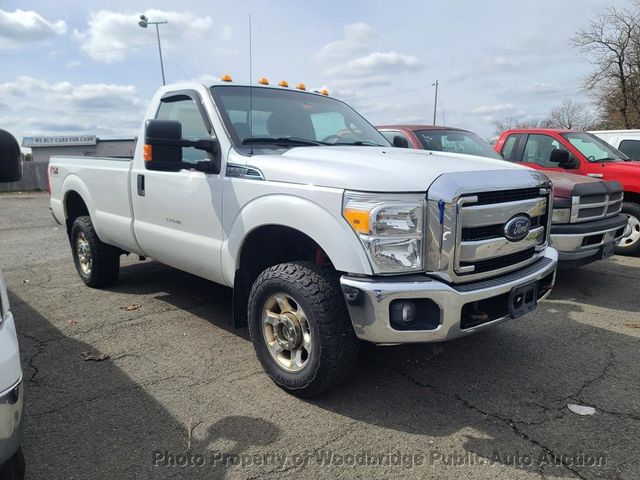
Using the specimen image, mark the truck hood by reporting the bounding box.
[543,171,601,198]
[245,146,528,192]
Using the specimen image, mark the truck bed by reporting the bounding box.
[48,156,142,255]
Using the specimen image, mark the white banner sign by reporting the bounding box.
[22,135,97,147]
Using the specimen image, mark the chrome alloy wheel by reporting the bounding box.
[620,214,640,248]
[262,293,312,372]
[76,232,92,275]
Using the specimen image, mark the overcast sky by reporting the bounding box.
[0,0,631,147]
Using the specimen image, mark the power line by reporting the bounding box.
[166,54,191,80]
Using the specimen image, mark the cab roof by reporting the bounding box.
[377,124,468,132]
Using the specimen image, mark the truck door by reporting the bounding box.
[130,91,225,284]
[516,134,571,173]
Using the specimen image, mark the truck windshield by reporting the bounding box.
[561,132,629,162]
[210,85,390,151]
[414,129,502,160]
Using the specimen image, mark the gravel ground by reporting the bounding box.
[1,192,639,480]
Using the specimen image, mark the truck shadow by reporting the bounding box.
[101,260,638,478]
[10,290,278,480]
[104,260,248,341]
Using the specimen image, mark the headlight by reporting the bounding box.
[343,191,424,273]
[552,207,571,224]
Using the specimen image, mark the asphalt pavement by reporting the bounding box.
[1,192,638,480]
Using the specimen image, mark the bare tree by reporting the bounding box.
[548,100,595,129]
[572,6,640,128]
[492,116,553,138]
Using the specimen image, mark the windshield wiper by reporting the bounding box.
[241,137,324,147]
[332,140,386,147]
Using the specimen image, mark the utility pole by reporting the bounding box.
[432,80,439,125]
[138,15,168,86]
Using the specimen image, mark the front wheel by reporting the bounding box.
[248,262,360,397]
[615,202,640,255]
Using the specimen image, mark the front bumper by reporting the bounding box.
[551,213,628,265]
[340,248,557,344]
[0,379,23,467]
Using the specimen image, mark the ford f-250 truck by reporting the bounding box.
[379,125,629,268]
[495,129,640,255]
[49,80,558,396]
[0,129,25,480]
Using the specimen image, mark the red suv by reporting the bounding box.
[495,129,640,254]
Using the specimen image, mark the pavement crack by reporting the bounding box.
[18,332,59,384]
[555,344,617,406]
[367,358,588,480]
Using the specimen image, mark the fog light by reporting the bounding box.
[389,299,441,331]
[390,300,417,326]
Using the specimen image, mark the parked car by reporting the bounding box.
[495,129,640,254]
[49,79,558,396]
[0,129,25,480]
[590,129,640,158]
[378,125,629,268]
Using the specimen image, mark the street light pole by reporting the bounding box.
[138,15,168,86]
[432,80,439,126]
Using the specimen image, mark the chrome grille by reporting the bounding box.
[424,169,553,284]
[571,191,623,223]
[455,190,549,279]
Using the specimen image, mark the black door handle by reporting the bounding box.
[137,174,145,196]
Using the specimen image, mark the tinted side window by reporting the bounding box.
[618,139,640,159]
[522,134,567,167]
[501,135,518,161]
[156,96,214,163]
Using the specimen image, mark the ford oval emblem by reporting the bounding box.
[504,215,531,242]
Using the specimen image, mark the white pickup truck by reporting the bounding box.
[49,80,558,396]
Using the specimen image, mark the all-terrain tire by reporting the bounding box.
[70,216,120,287]
[615,202,640,255]
[248,262,360,397]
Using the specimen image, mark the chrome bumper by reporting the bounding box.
[341,248,558,344]
[0,379,23,466]
[551,215,627,262]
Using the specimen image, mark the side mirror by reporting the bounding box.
[0,129,22,183]
[144,119,220,174]
[549,148,579,169]
[392,135,409,148]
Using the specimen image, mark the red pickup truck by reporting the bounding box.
[378,125,630,267]
[494,129,640,254]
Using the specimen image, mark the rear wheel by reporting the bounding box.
[70,216,120,287]
[248,262,359,397]
[616,202,640,255]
